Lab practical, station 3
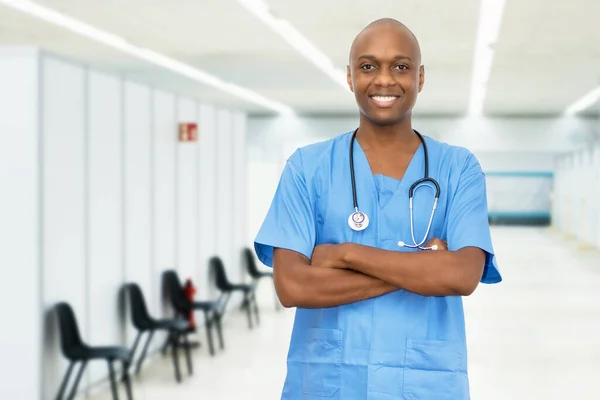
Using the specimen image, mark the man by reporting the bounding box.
[254,18,502,399]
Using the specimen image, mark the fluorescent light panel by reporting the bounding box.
[237,0,348,90]
[564,86,600,115]
[0,0,294,114]
[468,0,506,116]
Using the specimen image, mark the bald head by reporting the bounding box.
[345,18,425,126]
[349,18,421,66]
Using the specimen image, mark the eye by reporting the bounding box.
[394,64,409,71]
[360,63,376,71]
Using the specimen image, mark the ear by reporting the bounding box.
[418,65,425,93]
[347,65,354,92]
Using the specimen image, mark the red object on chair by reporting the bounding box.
[183,278,197,328]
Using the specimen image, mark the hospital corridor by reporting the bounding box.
[1,1,600,400]
[82,227,600,400]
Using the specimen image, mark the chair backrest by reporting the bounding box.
[163,269,189,311]
[243,247,261,279]
[126,283,152,330]
[54,302,85,359]
[209,257,231,291]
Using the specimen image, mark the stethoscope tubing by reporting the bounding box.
[348,128,441,249]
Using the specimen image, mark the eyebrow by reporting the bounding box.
[358,54,413,62]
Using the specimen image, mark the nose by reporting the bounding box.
[373,68,396,87]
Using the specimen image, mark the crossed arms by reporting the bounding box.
[272,240,486,309]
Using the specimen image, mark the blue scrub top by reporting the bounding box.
[255,131,502,400]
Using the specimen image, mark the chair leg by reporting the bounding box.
[204,310,215,356]
[128,332,142,365]
[135,330,154,375]
[160,335,170,356]
[170,332,182,382]
[215,314,225,350]
[121,360,134,400]
[55,362,75,400]
[252,292,260,325]
[182,333,193,375]
[107,360,120,400]
[66,361,87,400]
[244,293,253,329]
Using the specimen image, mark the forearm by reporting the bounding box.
[342,243,484,297]
[275,264,399,309]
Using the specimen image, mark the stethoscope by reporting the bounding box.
[347,128,441,250]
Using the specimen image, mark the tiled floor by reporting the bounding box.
[90,227,600,400]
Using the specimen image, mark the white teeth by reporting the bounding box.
[372,96,397,101]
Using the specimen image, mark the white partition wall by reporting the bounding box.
[574,152,583,242]
[152,90,177,317]
[0,48,41,400]
[41,56,88,396]
[561,155,575,237]
[579,149,595,247]
[592,144,600,249]
[86,70,124,383]
[0,46,246,399]
[233,113,248,281]
[553,143,600,251]
[176,98,199,281]
[123,81,153,347]
[216,110,236,286]
[197,104,218,299]
[551,156,562,231]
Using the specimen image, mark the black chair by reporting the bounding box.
[125,283,192,382]
[210,256,259,329]
[163,270,224,356]
[243,247,281,311]
[54,302,133,400]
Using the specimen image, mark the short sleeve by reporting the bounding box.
[254,151,316,268]
[447,154,502,284]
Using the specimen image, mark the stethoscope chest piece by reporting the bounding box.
[348,210,369,231]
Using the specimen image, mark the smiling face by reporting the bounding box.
[347,20,424,127]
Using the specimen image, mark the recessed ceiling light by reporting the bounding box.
[564,87,600,115]
[0,0,295,114]
[237,0,348,90]
[467,0,506,116]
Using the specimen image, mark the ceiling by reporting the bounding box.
[0,0,599,117]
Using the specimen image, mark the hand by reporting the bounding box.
[425,237,447,251]
[311,244,346,268]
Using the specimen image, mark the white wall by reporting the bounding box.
[553,143,600,250]
[177,97,199,282]
[246,114,599,244]
[152,89,177,319]
[86,70,125,384]
[216,110,235,285]
[233,113,248,282]
[0,47,247,399]
[41,56,88,396]
[247,115,598,166]
[123,80,153,348]
[197,104,218,299]
[0,47,41,400]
